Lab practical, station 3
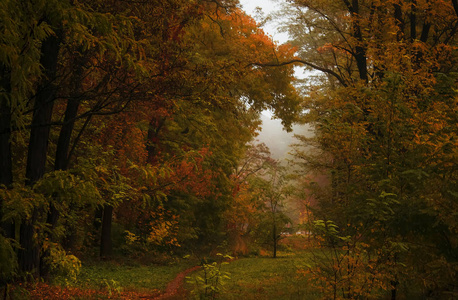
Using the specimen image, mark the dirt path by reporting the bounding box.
[152,265,201,299]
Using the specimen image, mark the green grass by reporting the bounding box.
[75,258,197,293]
[186,250,321,300]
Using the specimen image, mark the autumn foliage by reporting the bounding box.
[0,0,300,293]
[286,0,457,298]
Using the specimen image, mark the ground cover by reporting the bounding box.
[14,237,323,299]
[185,247,320,300]
[12,257,198,299]
[76,259,196,293]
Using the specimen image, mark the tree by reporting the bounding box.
[225,143,274,255]
[285,0,458,297]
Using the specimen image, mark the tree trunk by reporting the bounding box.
[19,31,61,275]
[18,210,40,274]
[100,205,113,258]
[94,206,103,231]
[394,3,404,40]
[91,206,104,248]
[47,54,85,243]
[25,33,60,186]
[54,56,84,171]
[350,1,368,82]
[410,0,417,42]
[272,222,277,258]
[0,65,14,239]
[391,280,397,300]
[53,95,79,171]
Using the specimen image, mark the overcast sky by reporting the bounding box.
[238,0,289,44]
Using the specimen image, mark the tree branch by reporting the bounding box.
[251,60,348,87]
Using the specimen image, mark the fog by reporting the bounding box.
[255,112,314,161]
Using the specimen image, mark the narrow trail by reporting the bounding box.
[151,265,201,299]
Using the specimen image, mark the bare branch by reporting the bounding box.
[251,60,348,87]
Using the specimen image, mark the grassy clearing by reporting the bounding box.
[18,257,200,299]
[75,259,196,293]
[19,237,321,299]
[186,249,320,300]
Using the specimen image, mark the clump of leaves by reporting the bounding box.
[300,219,408,300]
[103,279,122,297]
[0,234,18,283]
[187,253,233,299]
[42,241,81,283]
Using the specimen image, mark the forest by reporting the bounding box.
[0,0,456,299]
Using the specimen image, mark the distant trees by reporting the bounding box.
[253,164,291,259]
[227,143,291,258]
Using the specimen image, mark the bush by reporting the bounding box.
[42,242,81,283]
[0,234,18,283]
[187,253,233,299]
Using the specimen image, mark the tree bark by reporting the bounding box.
[272,222,277,258]
[25,35,60,185]
[0,65,14,239]
[394,3,404,40]
[54,56,85,172]
[100,205,113,258]
[47,54,85,244]
[345,0,368,82]
[19,31,61,275]
[410,0,417,42]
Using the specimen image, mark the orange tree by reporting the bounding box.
[109,3,302,253]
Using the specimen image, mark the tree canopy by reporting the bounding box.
[285,0,457,298]
[0,0,300,279]
[1,1,456,298]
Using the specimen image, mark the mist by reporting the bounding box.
[254,112,314,161]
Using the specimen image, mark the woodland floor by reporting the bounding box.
[19,265,200,299]
[152,265,201,300]
[11,238,317,299]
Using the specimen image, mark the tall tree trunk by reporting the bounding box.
[410,0,417,42]
[344,0,368,82]
[394,3,405,40]
[47,54,85,243]
[352,1,368,83]
[272,222,277,258]
[19,31,61,275]
[54,96,80,170]
[100,205,113,258]
[91,206,103,248]
[25,32,60,185]
[54,57,85,172]
[0,65,14,239]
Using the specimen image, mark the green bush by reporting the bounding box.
[187,253,233,299]
[0,234,18,283]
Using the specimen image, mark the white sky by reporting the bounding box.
[238,0,289,44]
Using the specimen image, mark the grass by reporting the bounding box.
[76,259,196,293]
[10,235,431,299]
[186,249,321,300]
[18,256,201,299]
[18,237,321,299]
